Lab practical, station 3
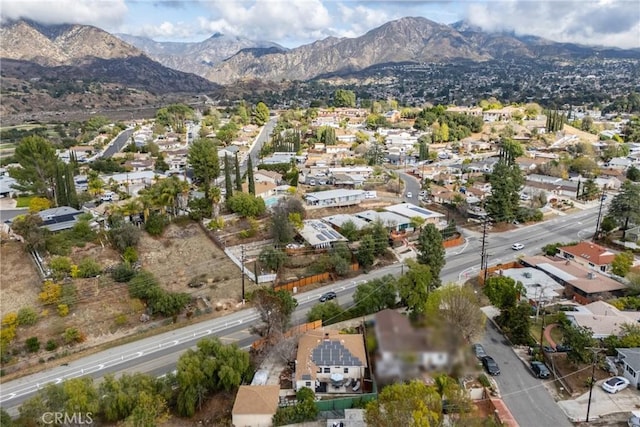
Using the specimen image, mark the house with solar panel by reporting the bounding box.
[297,219,348,249]
[383,203,446,229]
[294,330,368,394]
[36,206,85,232]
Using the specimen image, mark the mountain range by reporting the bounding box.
[117,16,640,84]
[1,16,639,120]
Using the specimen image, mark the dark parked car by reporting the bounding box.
[530,361,551,379]
[555,344,572,353]
[472,343,487,359]
[481,356,501,376]
[319,291,337,302]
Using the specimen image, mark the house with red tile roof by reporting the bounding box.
[558,241,615,273]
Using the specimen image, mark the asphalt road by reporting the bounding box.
[0,204,605,417]
[399,171,421,203]
[482,321,572,427]
[240,116,277,175]
[100,128,134,159]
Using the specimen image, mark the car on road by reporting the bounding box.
[481,356,501,376]
[406,192,413,198]
[472,343,487,359]
[628,410,640,427]
[319,291,337,302]
[555,344,572,353]
[530,361,551,379]
[602,376,630,394]
[511,243,525,250]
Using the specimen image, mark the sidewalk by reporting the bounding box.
[0,197,17,210]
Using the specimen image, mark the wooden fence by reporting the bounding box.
[251,320,323,351]
[478,261,522,286]
[274,264,359,293]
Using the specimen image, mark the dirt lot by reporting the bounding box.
[0,241,41,315]
[0,221,246,377]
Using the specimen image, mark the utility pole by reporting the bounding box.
[585,347,605,422]
[592,188,606,243]
[480,216,489,283]
[241,245,246,304]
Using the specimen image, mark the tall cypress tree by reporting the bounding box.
[55,163,67,207]
[247,156,255,195]
[234,153,242,192]
[65,162,78,209]
[224,155,233,200]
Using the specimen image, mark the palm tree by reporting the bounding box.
[209,187,221,219]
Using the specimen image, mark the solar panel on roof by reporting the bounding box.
[317,235,326,241]
[408,206,434,216]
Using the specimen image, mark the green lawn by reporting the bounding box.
[530,316,564,346]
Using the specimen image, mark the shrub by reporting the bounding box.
[1,312,18,329]
[17,307,38,326]
[45,233,72,256]
[145,212,169,236]
[114,314,128,326]
[49,256,73,279]
[207,217,224,230]
[77,257,102,278]
[109,222,141,252]
[25,337,40,353]
[123,246,138,263]
[59,283,77,308]
[57,304,69,317]
[63,327,84,344]
[111,263,136,283]
[45,340,58,351]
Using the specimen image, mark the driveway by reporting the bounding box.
[482,318,572,427]
[558,382,640,422]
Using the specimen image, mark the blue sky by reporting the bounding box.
[2,0,639,48]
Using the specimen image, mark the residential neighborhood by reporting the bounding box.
[1,99,639,427]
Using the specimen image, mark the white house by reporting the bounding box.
[616,348,640,390]
[304,189,365,207]
[295,330,367,394]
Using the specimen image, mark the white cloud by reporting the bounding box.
[464,0,640,48]
[0,0,128,27]
[136,21,196,39]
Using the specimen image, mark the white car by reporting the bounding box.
[511,243,525,251]
[406,192,412,198]
[601,376,630,394]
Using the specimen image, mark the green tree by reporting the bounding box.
[607,181,640,239]
[397,260,433,319]
[485,159,523,223]
[0,408,12,427]
[64,377,99,414]
[187,138,220,195]
[416,223,445,288]
[254,102,270,126]
[497,302,533,345]
[562,324,597,364]
[258,247,287,272]
[365,380,442,427]
[226,192,266,217]
[234,153,242,192]
[25,336,40,352]
[306,301,345,325]
[612,251,634,277]
[352,275,397,316]
[247,155,256,195]
[9,135,58,198]
[249,287,298,342]
[356,234,376,269]
[273,387,319,426]
[339,220,359,241]
[483,276,524,310]
[333,89,356,108]
[176,338,251,417]
[224,154,233,200]
[11,213,46,252]
[627,165,640,182]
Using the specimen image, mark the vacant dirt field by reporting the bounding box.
[0,241,41,315]
[0,221,248,378]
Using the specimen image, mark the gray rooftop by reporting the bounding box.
[617,348,640,369]
[356,210,410,227]
[298,219,348,248]
[304,189,365,202]
[311,340,363,366]
[322,214,370,230]
[384,203,444,220]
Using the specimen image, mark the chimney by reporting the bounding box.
[324,333,330,342]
